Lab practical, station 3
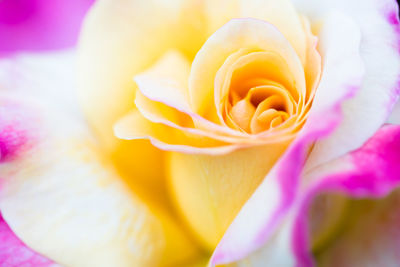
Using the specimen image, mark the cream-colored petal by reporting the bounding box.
[205,0,239,36]
[133,51,254,141]
[238,0,307,64]
[205,0,307,65]
[0,106,199,267]
[0,51,199,267]
[134,50,192,111]
[114,110,241,155]
[78,0,198,147]
[135,90,248,144]
[189,18,305,118]
[388,99,400,124]
[167,141,290,251]
[294,0,400,170]
[77,0,207,193]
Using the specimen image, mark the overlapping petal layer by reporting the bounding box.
[115,15,320,250]
[0,52,199,267]
[293,0,400,170]
[78,0,206,147]
[295,124,400,267]
[211,1,400,264]
[210,10,366,265]
[4,0,395,266]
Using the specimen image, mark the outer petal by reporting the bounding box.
[0,52,199,267]
[77,0,207,194]
[0,97,55,267]
[167,141,290,250]
[293,124,400,267]
[0,0,93,55]
[210,10,364,265]
[0,213,55,267]
[294,0,400,170]
[0,101,164,267]
[77,0,206,148]
[315,191,400,267]
[221,125,400,267]
[388,99,400,124]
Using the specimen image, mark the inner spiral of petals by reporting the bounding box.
[216,50,299,134]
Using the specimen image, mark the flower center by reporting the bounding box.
[215,49,299,134]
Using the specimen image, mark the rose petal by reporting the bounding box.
[0,52,199,267]
[211,10,364,265]
[114,110,240,155]
[294,0,400,170]
[315,190,400,267]
[205,0,307,64]
[0,213,55,267]
[77,0,206,148]
[77,0,207,193]
[0,0,93,55]
[167,140,291,251]
[388,99,400,124]
[293,124,400,267]
[132,51,281,143]
[238,0,307,64]
[189,18,305,118]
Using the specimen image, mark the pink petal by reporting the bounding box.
[210,105,347,265]
[0,101,52,266]
[293,124,400,267]
[0,0,94,55]
[0,213,53,266]
[0,101,38,162]
[294,0,400,169]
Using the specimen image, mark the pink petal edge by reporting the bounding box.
[210,12,364,266]
[210,82,359,265]
[0,100,53,266]
[384,0,400,110]
[0,213,54,267]
[211,1,400,265]
[0,101,38,162]
[292,124,400,267]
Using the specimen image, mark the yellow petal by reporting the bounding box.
[189,18,305,119]
[205,0,307,64]
[77,0,207,194]
[167,142,290,250]
[114,110,239,155]
[133,51,250,144]
[79,0,192,147]
[238,0,307,64]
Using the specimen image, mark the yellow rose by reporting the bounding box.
[78,0,320,257]
[1,0,399,266]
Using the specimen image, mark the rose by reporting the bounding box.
[111,5,322,250]
[0,1,399,267]
[79,0,400,264]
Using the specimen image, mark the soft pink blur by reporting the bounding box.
[0,0,94,55]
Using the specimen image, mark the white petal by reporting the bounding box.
[292,0,400,169]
